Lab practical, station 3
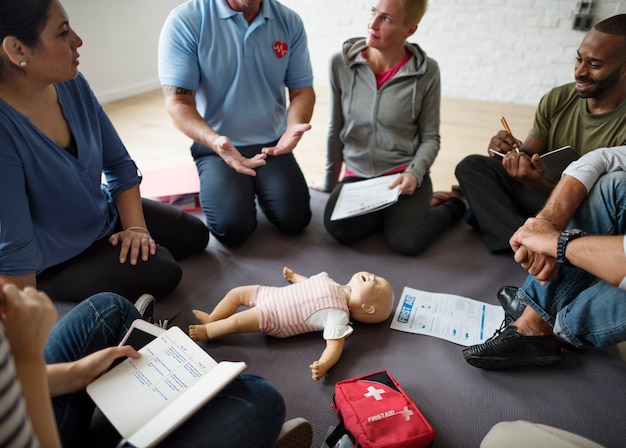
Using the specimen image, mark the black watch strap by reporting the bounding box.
[556,229,586,264]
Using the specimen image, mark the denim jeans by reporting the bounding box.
[517,172,626,349]
[45,293,284,447]
[194,142,311,247]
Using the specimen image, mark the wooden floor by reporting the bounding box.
[103,87,536,192]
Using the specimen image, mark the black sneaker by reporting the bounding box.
[497,286,526,320]
[134,294,155,324]
[463,325,564,369]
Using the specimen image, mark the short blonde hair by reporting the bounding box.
[401,0,428,26]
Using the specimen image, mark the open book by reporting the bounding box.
[330,173,401,221]
[540,145,580,181]
[87,326,246,448]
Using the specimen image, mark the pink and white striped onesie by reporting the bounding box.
[249,272,353,339]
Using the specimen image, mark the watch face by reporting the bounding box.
[557,229,586,264]
[564,229,585,237]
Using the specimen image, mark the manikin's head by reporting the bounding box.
[346,272,394,324]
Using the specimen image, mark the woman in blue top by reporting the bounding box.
[0,0,209,301]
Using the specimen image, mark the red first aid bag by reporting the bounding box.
[326,370,435,448]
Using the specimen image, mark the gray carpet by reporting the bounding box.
[61,189,626,447]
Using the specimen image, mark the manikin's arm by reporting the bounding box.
[309,337,345,381]
[283,266,309,284]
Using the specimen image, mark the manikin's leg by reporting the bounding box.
[193,285,256,322]
[283,266,308,284]
[189,285,259,340]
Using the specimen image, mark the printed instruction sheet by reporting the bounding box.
[330,174,401,221]
[390,286,505,346]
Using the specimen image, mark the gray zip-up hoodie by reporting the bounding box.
[323,37,441,192]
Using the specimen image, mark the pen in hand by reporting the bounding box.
[500,116,520,153]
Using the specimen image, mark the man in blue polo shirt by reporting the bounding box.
[158,0,315,247]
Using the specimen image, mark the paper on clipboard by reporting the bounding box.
[330,174,401,221]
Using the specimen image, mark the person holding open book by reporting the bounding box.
[317,0,466,255]
[455,14,626,253]
[0,283,296,447]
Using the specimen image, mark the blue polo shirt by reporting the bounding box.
[158,0,313,149]
[0,74,141,275]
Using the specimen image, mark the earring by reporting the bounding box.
[20,61,27,67]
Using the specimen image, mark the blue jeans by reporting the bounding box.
[45,293,285,447]
[516,172,626,349]
[194,142,311,247]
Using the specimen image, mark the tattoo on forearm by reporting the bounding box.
[163,85,195,96]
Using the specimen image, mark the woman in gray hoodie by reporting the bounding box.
[320,0,465,256]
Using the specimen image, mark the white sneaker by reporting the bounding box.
[133,294,155,323]
[273,418,313,448]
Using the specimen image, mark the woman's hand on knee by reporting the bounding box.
[109,229,156,264]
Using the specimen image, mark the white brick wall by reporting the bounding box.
[281,0,625,105]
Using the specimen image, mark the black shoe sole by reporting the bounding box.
[464,354,563,370]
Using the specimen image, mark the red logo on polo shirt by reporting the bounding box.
[273,41,288,58]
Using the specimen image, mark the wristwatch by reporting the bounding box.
[556,229,586,264]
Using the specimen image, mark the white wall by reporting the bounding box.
[63,0,183,103]
[65,0,625,106]
[283,0,625,105]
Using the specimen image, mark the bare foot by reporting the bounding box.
[513,306,553,337]
[189,324,209,341]
[431,191,450,207]
[283,266,294,282]
[192,309,212,324]
[308,177,325,192]
[449,187,470,210]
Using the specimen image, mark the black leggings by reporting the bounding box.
[37,199,209,302]
[324,175,465,256]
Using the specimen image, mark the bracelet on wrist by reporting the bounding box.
[125,226,150,235]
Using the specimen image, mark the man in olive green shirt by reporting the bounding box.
[455,14,626,253]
